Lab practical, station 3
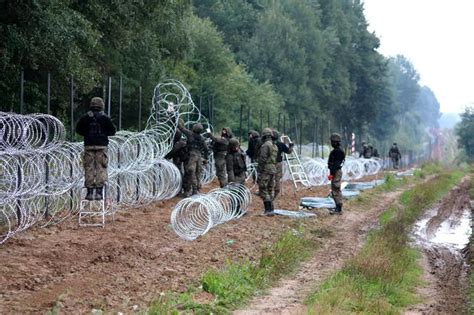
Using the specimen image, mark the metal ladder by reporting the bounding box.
[78,186,112,227]
[280,135,311,190]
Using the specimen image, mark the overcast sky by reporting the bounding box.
[362,0,474,113]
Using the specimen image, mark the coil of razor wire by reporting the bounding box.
[282,156,383,187]
[170,184,251,241]
[0,80,216,244]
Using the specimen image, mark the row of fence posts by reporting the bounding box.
[12,71,382,224]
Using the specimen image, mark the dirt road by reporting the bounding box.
[233,186,406,315]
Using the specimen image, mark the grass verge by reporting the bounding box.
[147,228,316,314]
[305,171,463,314]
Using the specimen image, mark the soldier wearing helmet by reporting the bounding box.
[226,138,247,185]
[328,133,345,215]
[272,129,294,201]
[76,97,116,201]
[178,119,209,197]
[388,142,401,169]
[258,127,278,215]
[209,127,233,188]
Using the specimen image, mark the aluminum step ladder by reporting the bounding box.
[78,187,113,227]
[280,135,311,190]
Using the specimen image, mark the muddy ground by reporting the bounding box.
[234,182,406,315]
[406,177,472,315]
[0,174,384,315]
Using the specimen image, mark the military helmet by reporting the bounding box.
[222,127,233,138]
[90,97,105,111]
[248,130,260,138]
[192,123,204,134]
[330,133,342,142]
[228,138,240,148]
[262,128,273,137]
[272,129,280,140]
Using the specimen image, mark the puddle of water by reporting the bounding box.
[413,207,472,250]
[430,210,471,249]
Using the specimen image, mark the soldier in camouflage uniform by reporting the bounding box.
[164,130,187,176]
[389,142,401,169]
[226,138,247,185]
[328,133,346,215]
[76,97,116,200]
[258,128,278,215]
[178,119,209,197]
[209,127,233,187]
[246,130,261,185]
[272,129,294,200]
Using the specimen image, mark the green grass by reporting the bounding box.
[305,171,463,314]
[147,229,316,314]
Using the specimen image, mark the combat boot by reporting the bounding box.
[264,201,274,216]
[329,204,342,215]
[85,188,94,201]
[95,187,103,200]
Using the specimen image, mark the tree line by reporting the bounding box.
[0,0,440,154]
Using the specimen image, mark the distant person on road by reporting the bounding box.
[76,97,116,201]
[328,133,345,215]
[389,142,402,169]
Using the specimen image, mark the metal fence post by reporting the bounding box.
[119,76,122,130]
[20,70,24,114]
[107,76,112,116]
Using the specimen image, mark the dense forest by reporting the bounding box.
[0,0,440,154]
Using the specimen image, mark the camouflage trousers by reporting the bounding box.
[274,162,283,199]
[331,169,343,206]
[214,152,228,188]
[258,172,275,202]
[391,157,400,169]
[83,147,108,188]
[183,151,202,194]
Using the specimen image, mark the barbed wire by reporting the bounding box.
[0,80,215,244]
[170,184,251,241]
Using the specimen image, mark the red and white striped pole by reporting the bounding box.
[351,133,355,156]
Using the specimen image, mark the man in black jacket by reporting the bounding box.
[328,133,345,215]
[76,97,116,200]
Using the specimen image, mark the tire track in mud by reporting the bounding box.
[406,177,472,315]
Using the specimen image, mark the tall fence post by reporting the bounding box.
[320,118,324,159]
[247,106,250,136]
[119,76,122,130]
[45,72,51,218]
[138,86,142,131]
[47,72,51,114]
[20,70,24,114]
[278,113,281,132]
[69,76,74,211]
[107,76,112,116]
[239,104,243,142]
[299,118,303,155]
